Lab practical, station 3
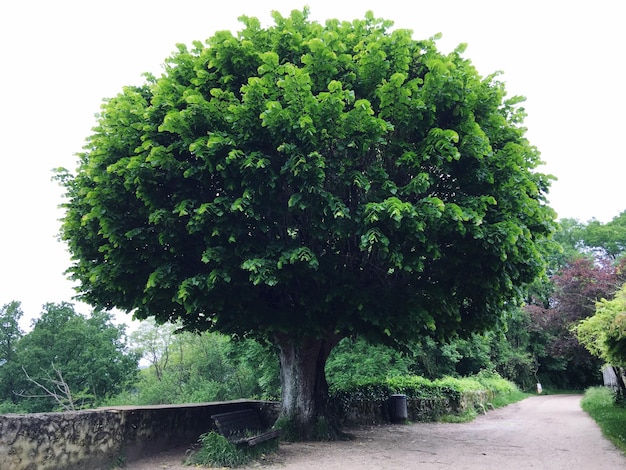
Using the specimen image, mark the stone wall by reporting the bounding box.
[0,400,279,470]
[337,391,492,425]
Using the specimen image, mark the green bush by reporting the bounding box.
[473,370,518,394]
[326,337,414,387]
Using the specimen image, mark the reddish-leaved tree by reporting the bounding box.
[526,257,626,388]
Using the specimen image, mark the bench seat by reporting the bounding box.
[211,409,280,446]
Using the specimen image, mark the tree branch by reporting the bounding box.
[17,364,76,411]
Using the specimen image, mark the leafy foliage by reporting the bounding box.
[325,337,413,386]
[326,328,537,391]
[575,284,626,401]
[516,209,626,390]
[581,211,626,259]
[576,284,626,368]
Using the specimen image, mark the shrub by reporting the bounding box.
[0,401,26,414]
[473,370,518,395]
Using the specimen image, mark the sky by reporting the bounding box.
[1,0,624,330]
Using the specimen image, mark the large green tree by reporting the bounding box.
[57,9,555,435]
[16,303,139,412]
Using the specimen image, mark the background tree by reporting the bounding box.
[407,307,538,389]
[575,284,626,401]
[57,9,556,436]
[122,320,279,405]
[130,318,179,382]
[550,218,588,267]
[0,301,25,409]
[519,210,626,390]
[15,303,139,412]
[525,256,626,389]
[581,211,626,260]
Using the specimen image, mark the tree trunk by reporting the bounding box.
[612,365,626,404]
[274,332,342,440]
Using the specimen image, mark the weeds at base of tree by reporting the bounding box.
[185,431,278,468]
[275,414,349,441]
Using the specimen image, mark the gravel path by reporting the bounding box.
[126,394,626,469]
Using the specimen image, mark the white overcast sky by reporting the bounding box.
[1,0,624,329]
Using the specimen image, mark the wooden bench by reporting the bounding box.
[211,409,280,446]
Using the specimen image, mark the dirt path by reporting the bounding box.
[126,395,626,469]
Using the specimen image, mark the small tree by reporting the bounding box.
[57,9,555,436]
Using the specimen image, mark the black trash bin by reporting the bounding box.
[389,394,408,423]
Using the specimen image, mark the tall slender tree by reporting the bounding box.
[0,301,24,404]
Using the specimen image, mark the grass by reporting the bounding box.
[581,387,626,455]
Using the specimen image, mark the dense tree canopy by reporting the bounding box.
[552,211,626,264]
[57,9,555,434]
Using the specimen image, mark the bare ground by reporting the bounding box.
[125,395,626,469]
